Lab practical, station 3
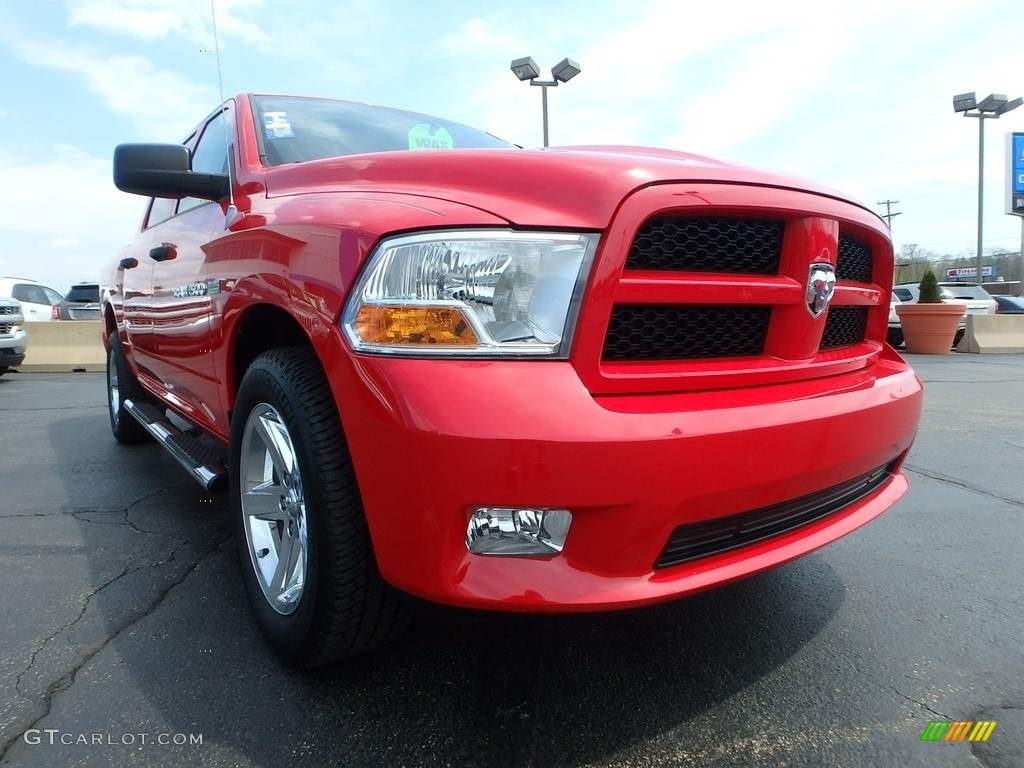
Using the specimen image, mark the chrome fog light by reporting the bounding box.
[466,507,572,555]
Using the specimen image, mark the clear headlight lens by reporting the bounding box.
[342,230,598,357]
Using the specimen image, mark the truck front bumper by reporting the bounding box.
[328,344,922,612]
[0,328,27,368]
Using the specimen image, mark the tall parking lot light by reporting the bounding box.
[953,92,1023,287]
[510,56,581,148]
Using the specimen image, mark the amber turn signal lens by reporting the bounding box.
[354,305,479,346]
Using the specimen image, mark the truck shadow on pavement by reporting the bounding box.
[26,402,846,768]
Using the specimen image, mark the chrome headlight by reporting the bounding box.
[342,230,598,357]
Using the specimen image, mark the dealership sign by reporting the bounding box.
[946,266,995,279]
[1007,132,1024,216]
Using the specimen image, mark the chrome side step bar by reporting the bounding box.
[123,399,229,493]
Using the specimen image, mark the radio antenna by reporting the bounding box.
[210,0,238,226]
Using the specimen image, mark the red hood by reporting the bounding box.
[261,145,872,230]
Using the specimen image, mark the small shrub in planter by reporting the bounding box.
[918,269,942,303]
[894,268,965,354]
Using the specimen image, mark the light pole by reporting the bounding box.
[510,56,581,147]
[952,92,1023,289]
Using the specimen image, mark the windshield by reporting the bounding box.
[939,284,992,300]
[251,95,514,166]
[65,285,99,302]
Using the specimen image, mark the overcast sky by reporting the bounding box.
[2,0,1023,293]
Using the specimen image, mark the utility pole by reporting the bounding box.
[877,199,902,230]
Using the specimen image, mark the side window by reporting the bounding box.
[178,110,229,214]
[893,288,913,302]
[144,127,199,229]
[13,284,45,305]
[146,197,178,228]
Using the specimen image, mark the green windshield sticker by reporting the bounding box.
[408,124,453,150]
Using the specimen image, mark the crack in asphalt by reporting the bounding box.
[1,484,227,759]
[0,537,231,761]
[903,465,1024,508]
[13,563,131,699]
[0,486,187,523]
[890,686,949,720]
[11,525,189,701]
[68,485,207,537]
[123,484,203,536]
[0,511,85,519]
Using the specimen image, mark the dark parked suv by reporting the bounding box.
[58,283,101,321]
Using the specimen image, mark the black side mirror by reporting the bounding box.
[113,144,230,202]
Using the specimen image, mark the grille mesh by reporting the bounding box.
[821,307,868,349]
[0,323,12,335]
[0,306,19,316]
[603,305,770,361]
[655,463,894,568]
[627,217,783,275]
[837,234,873,283]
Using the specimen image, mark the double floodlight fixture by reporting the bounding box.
[509,56,582,148]
[953,91,1024,116]
[510,56,581,84]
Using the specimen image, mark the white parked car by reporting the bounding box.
[892,282,996,344]
[887,294,902,347]
[0,277,64,322]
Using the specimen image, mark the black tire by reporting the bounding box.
[107,333,151,444]
[230,347,409,666]
[953,328,965,347]
[886,329,904,348]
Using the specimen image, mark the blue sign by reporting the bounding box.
[1008,133,1024,216]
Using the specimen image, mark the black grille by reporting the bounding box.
[655,463,894,568]
[0,306,18,316]
[821,307,868,349]
[603,305,770,361]
[627,217,783,275]
[837,234,873,283]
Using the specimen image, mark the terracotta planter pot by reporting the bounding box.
[895,302,966,354]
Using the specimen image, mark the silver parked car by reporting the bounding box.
[58,283,102,321]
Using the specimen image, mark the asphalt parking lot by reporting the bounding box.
[1,355,1022,768]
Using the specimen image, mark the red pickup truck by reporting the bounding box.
[105,93,923,666]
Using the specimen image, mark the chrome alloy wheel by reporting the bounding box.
[107,349,121,423]
[240,403,308,615]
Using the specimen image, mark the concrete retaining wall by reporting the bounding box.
[19,321,106,372]
[13,314,1023,371]
[957,314,1024,354]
